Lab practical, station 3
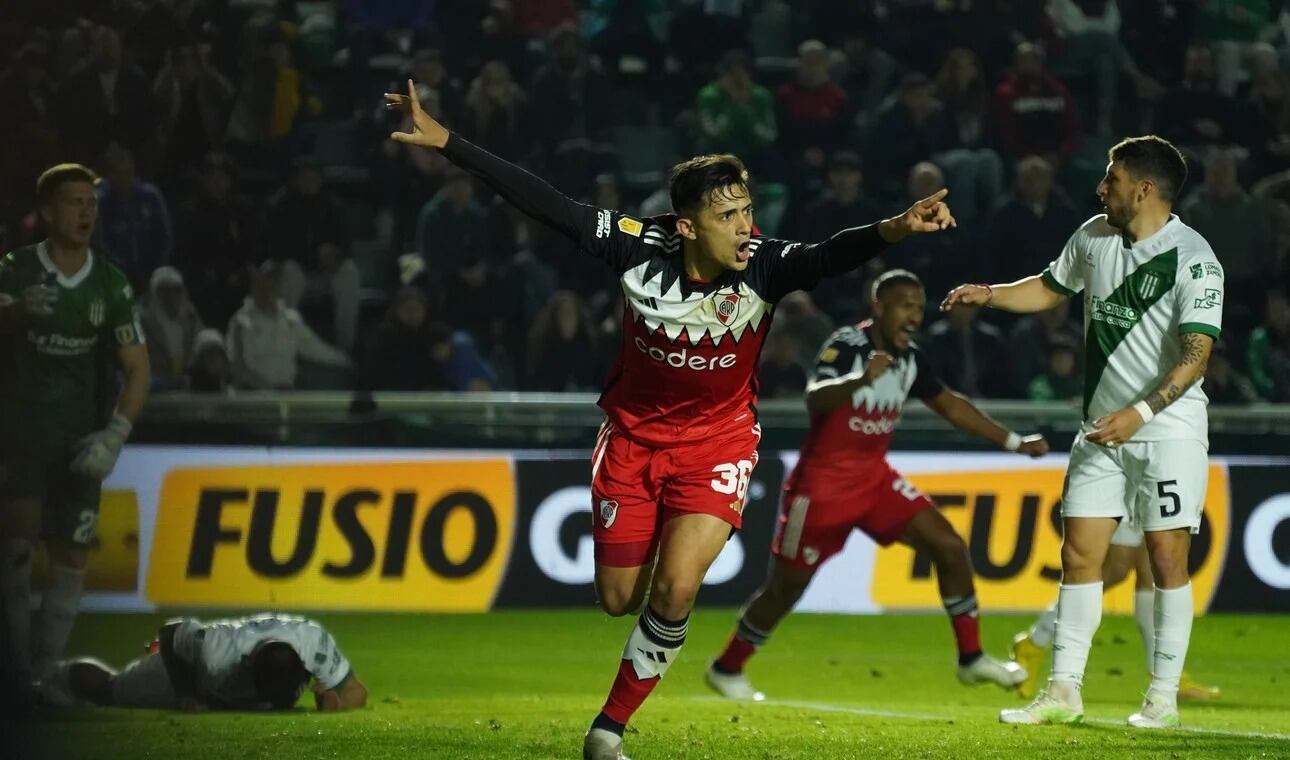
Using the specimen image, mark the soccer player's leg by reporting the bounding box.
[108,651,179,709]
[1001,437,1126,725]
[31,468,98,685]
[1127,439,1209,729]
[708,486,845,700]
[0,445,48,709]
[590,425,659,617]
[1011,526,1140,698]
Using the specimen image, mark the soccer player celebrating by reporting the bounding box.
[385,80,955,760]
[943,135,1222,729]
[44,613,367,712]
[707,269,1046,702]
[0,163,150,707]
[1010,526,1220,701]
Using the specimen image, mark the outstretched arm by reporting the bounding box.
[922,388,1050,457]
[386,80,587,246]
[940,275,1068,315]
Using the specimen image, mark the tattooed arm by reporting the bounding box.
[1085,331,1215,447]
[1143,332,1215,414]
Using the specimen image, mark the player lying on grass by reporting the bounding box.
[42,613,366,712]
[385,78,956,760]
[707,269,1046,701]
[1010,522,1220,701]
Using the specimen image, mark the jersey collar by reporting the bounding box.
[37,241,95,288]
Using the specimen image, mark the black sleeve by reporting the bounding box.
[440,134,644,272]
[808,328,866,384]
[751,224,891,303]
[909,344,946,400]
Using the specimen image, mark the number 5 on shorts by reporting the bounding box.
[1157,480,1181,518]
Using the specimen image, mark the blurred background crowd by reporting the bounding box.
[2,0,1289,403]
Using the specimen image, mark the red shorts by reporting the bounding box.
[772,464,935,571]
[591,419,762,567]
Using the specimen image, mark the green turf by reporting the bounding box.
[29,610,1290,759]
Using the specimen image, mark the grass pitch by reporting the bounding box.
[27,610,1290,759]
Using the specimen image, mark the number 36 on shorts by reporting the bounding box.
[710,460,754,500]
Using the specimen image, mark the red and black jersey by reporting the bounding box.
[786,320,944,490]
[441,136,892,448]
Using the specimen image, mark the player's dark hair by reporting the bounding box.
[871,269,923,303]
[1109,136,1188,204]
[36,163,98,207]
[669,154,750,217]
[250,641,308,709]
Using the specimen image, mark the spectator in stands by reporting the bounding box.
[94,143,174,288]
[830,26,901,132]
[695,50,778,171]
[360,286,440,391]
[525,290,602,391]
[867,73,955,202]
[0,44,60,239]
[153,42,235,184]
[141,266,205,390]
[926,301,1011,399]
[1008,295,1082,397]
[797,150,883,242]
[1155,43,1244,155]
[1205,339,1260,404]
[892,162,967,300]
[177,153,258,328]
[777,40,849,166]
[935,48,992,158]
[56,25,155,166]
[426,320,498,392]
[187,328,233,393]
[590,0,666,123]
[1191,0,1277,96]
[227,261,351,390]
[989,42,1081,169]
[1026,332,1082,402]
[465,60,527,161]
[281,239,362,353]
[1180,149,1273,306]
[758,329,807,399]
[983,155,1081,279]
[925,49,1005,223]
[265,157,349,266]
[1246,69,1290,179]
[415,167,491,280]
[1045,0,1164,135]
[772,291,835,368]
[225,17,317,168]
[1248,286,1290,400]
[528,24,612,163]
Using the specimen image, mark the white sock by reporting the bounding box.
[1149,583,1193,699]
[33,564,85,679]
[1049,581,1103,688]
[1030,601,1058,648]
[1133,588,1155,673]
[1,539,34,679]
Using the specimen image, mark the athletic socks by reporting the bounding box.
[1030,602,1059,649]
[32,563,85,679]
[713,614,771,675]
[1050,581,1103,687]
[943,594,983,666]
[1134,588,1156,672]
[1149,583,1193,699]
[599,606,689,728]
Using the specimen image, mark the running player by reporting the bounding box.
[44,613,367,711]
[943,135,1222,729]
[385,80,956,760]
[0,163,150,708]
[1010,522,1221,701]
[706,269,1047,702]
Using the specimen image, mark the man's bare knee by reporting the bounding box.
[651,574,702,619]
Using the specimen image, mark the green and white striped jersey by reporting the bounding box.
[1043,214,1223,445]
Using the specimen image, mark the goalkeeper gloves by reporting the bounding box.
[70,414,132,480]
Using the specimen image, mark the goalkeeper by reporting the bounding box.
[0,163,150,707]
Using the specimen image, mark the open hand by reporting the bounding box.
[939,283,991,312]
[385,79,449,149]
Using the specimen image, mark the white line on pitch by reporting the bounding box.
[685,695,1290,742]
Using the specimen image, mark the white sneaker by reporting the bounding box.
[999,683,1085,725]
[1128,690,1181,729]
[958,653,1028,689]
[583,728,630,760]
[705,662,766,702]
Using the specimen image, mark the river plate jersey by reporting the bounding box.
[1043,214,1223,444]
[0,243,142,442]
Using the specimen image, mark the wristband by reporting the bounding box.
[1004,431,1022,451]
[1132,400,1155,424]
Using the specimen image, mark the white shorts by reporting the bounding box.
[1062,434,1208,534]
[1110,518,1144,547]
[111,651,177,709]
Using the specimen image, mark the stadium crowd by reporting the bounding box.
[2,0,1289,401]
